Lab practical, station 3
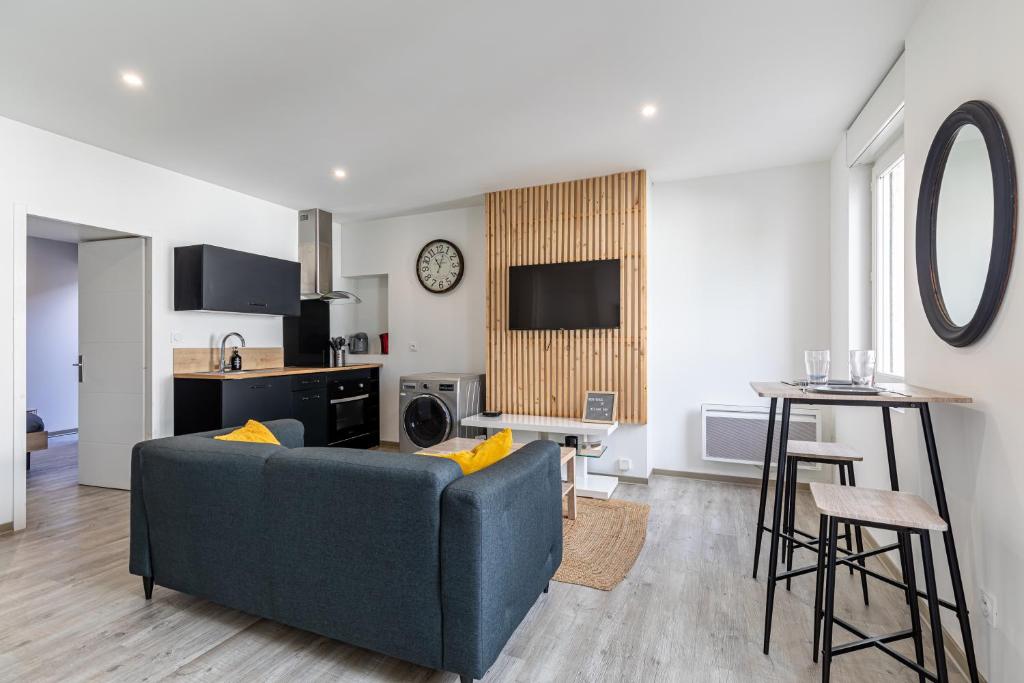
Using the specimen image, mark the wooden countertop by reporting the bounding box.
[174,364,382,380]
[750,381,972,404]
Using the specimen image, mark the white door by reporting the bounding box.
[77,238,146,489]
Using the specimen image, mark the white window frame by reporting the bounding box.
[871,138,906,380]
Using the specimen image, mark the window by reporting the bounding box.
[873,145,905,378]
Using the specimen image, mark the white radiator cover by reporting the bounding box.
[701,403,821,468]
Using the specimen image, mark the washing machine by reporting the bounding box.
[399,373,484,452]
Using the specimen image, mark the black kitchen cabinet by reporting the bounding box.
[221,377,292,427]
[175,244,300,316]
[174,376,291,435]
[173,370,377,450]
[292,387,328,447]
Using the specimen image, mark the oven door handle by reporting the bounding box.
[331,394,370,404]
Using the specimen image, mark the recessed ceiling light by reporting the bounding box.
[332,168,347,179]
[121,71,144,88]
[641,104,658,118]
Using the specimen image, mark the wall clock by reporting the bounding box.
[416,239,464,293]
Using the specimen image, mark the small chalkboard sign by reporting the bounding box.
[582,390,617,423]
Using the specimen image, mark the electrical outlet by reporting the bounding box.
[617,458,632,472]
[980,590,998,628]
[408,342,419,352]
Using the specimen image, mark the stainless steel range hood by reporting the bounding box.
[298,209,361,303]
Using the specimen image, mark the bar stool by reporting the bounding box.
[781,441,869,605]
[810,483,950,683]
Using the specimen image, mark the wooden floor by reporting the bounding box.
[0,439,966,682]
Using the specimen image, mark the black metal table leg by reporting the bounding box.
[821,516,840,683]
[785,457,797,590]
[901,531,926,683]
[846,463,870,606]
[762,398,791,654]
[882,406,912,604]
[920,404,979,683]
[753,397,778,579]
[920,530,950,683]
[812,514,828,663]
[838,465,854,575]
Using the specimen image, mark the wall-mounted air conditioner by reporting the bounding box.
[701,403,822,469]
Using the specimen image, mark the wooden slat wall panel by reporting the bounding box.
[485,170,647,424]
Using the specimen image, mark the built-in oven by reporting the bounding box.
[327,370,379,449]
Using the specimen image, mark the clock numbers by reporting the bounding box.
[416,239,464,293]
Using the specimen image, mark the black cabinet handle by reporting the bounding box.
[250,384,270,390]
[301,394,322,401]
[248,301,268,308]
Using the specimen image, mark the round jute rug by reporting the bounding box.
[553,497,650,591]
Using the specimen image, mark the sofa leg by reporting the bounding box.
[26,452,31,470]
[543,581,549,594]
[143,576,154,600]
[460,676,473,683]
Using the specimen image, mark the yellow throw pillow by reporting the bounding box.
[213,419,281,445]
[424,429,513,475]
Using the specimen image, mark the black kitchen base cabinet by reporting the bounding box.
[293,387,329,447]
[173,370,379,450]
[174,244,300,316]
[174,377,292,436]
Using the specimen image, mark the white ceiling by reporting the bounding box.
[0,0,922,221]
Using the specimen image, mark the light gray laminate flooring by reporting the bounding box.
[0,439,965,682]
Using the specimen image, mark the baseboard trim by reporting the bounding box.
[651,467,812,491]
[0,521,13,535]
[860,528,983,682]
[50,428,78,438]
[615,474,649,485]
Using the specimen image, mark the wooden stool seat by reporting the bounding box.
[787,440,862,463]
[810,483,948,532]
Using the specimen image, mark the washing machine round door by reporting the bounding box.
[403,394,453,448]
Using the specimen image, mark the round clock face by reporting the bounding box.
[416,239,464,293]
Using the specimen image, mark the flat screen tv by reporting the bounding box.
[508,259,620,330]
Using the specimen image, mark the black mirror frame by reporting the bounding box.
[916,100,1017,347]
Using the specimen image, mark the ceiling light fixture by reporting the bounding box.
[332,168,347,179]
[121,71,144,88]
[641,104,658,118]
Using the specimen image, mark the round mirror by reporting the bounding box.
[934,125,994,326]
[916,101,1017,347]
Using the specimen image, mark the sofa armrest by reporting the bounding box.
[440,440,563,679]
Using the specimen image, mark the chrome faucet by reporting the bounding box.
[219,332,246,372]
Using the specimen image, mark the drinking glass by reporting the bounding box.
[804,350,830,385]
[849,350,876,386]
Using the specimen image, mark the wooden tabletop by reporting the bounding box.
[174,364,382,380]
[417,437,576,464]
[461,412,618,437]
[750,381,972,404]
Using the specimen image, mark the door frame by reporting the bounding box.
[11,205,152,530]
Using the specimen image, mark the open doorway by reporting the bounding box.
[24,215,150,499]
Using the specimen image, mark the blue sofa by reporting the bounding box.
[129,420,563,682]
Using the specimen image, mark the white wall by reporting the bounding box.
[26,237,79,433]
[331,274,389,354]
[830,2,1024,677]
[902,1,1024,677]
[1,115,295,528]
[336,207,486,443]
[648,162,831,475]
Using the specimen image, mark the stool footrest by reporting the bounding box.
[831,617,939,682]
[832,628,913,656]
